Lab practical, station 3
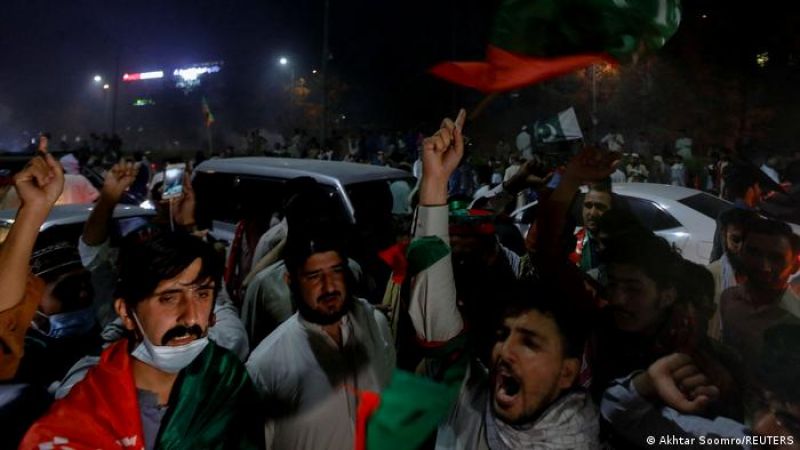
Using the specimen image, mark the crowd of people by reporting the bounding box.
[0,108,799,450]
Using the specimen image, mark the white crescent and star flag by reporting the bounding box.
[533,107,583,143]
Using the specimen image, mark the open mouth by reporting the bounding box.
[494,371,521,408]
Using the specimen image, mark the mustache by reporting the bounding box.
[317,291,343,303]
[161,324,203,345]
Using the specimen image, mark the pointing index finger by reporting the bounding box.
[455,108,466,131]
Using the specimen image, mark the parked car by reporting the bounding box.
[0,204,156,249]
[192,157,415,246]
[512,183,800,265]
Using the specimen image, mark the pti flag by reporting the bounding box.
[534,107,583,143]
[430,0,681,93]
[202,97,215,128]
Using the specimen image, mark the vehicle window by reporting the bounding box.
[678,193,732,221]
[194,172,287,228]
[622,196,682,231]
[345,178,415,221]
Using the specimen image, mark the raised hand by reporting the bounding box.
[102,161,139,203]
[13,150,64,214]
[638,353,720,414]
[171,172,196,227]
[564,146,620,184]
[420,109,466,206]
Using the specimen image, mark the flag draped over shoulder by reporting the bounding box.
[20,340,261,450]
[430,0,681,93]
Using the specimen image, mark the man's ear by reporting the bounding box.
[558,357,581,390]
[115,298,136,331]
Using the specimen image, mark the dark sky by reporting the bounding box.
[0,0,798,151]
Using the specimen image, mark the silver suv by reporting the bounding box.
[192,157,415,245]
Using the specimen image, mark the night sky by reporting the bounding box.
[1,0,799,152]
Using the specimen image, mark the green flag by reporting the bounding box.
[533,107,583,143]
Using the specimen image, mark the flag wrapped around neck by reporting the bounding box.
[430,0,681,93]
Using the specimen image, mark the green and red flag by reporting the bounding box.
[430,0,682,93]
[202,96,215,127]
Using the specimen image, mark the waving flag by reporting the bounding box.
[202,96,215,128]
[430,0,681,93]
[534,107,583,143]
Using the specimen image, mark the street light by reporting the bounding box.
[93,75,103,83]
[103,83,110,90]
[279,57,288,66]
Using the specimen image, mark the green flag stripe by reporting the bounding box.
[406,236,451,279]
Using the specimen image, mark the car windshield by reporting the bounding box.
[678,193,732,221]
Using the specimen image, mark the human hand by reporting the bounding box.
[13,149,64,215]
[636,353,720,414]
[171,172,196,227]
[102,161,139,203]
[420,109,466,205]
[564,146,620,184]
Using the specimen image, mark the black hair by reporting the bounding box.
[497,280,591,359]
[743,217,800,256]
[602,233,681,291]
[587,179,612,196]
[718,208,759,232]
[677,260,715,325]
[723,164,759,200]
[114,231,223,309]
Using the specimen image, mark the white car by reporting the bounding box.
[512,183,800,265]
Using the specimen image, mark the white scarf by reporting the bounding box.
[485,390,600,449]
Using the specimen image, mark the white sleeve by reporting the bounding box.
[407,206,463,343]
[209,286,250,361]
[78,236,111,271]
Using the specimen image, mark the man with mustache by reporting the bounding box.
[245,221,396,450]
[573,181,614,273]
[720,217,800,360]
[22,232,262,449]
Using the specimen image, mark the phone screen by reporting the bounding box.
[162,164,185,199]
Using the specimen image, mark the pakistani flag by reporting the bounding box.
[430,0,681,93]
[534,107,583,143]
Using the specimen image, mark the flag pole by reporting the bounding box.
[206,126,213,155]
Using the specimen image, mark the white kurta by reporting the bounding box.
[246,297,395,450]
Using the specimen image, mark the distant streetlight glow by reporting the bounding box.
[701,14,708,19]
[102,83,110,90]
[312,69,318,74]
[93,75,102,83]
[279,57,288,66]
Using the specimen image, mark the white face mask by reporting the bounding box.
[129,312,208,374]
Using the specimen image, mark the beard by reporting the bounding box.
[296,292,354,325]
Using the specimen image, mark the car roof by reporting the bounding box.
[610,182,702,201]
[0,204,155,230]
[194,157,412,186]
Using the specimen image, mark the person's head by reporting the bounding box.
[752,324,800,447]
[582,181,613,234]
[631,153,640,164]
[490,281,588,425]
[677,260,715,333]
[723,164,761,205]
[29,242,95,339]
[604,235,680,333]
[718,208,760,258]
[284,227,354,325]
[740,218,800,292]
[595,208,648,256]
[114,232,222,353]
